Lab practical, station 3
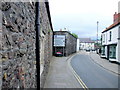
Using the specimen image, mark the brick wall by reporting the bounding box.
[0,1,53,89]
[113,12,120,24]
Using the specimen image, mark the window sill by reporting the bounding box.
[101,54,105,55]
[109,57,116,59]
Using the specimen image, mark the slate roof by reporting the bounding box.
[102,13,120,33]
[102,20,120,33]
[79,38,94,43]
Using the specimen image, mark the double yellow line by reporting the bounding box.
[67,54,89,90]
[71,67,88,90]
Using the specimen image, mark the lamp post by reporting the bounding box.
[97,21,99,45]
[96,21,99,53]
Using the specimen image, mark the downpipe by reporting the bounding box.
[35,1,40,90]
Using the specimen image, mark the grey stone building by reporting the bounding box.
[0,1,53,89]
[53,31,77,56]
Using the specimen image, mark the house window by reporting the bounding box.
[103,34,104,42]
[101,46,105,55]
[102,34,105,43]
[109,31,112,41]
[109,45,116,59]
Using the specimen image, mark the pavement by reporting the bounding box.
[44,55,82,88]
[44,51,120,88]
[89,51,120,75]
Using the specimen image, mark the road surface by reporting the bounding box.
[71,53,120,88]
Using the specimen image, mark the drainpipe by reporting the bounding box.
[118,26,120,63]
[35,1,40,90]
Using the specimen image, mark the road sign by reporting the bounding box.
[54,35,65,47]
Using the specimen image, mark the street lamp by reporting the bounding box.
[96,21,99,54]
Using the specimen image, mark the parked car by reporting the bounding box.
[55,52,63,57]
[91,49,95,51]
[86,49,90,52]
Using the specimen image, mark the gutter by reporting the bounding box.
[45,1,53,31]
[102,22,120,33]
[35,1,40,90]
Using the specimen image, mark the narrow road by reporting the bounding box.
[71,53,119,88]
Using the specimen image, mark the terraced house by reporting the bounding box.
[101,12,120,63]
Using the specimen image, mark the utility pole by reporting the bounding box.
[97,21,99,47]
[96,21,99,54]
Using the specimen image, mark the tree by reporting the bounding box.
[71,33,78,38]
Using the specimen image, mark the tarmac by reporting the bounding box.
[89,51,120,75]
[44,51,120,88]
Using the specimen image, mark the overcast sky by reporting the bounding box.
[49,0,119,39]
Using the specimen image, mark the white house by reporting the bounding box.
[79,38,95,51]
[101,12,120,63]
[76,39,80,52]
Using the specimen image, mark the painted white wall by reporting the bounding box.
[102,25,120,62]
[117,25,120,63]
[118,40,120,63]
[102,26,118,45]
[76,39,80,52]
[102,32,107,45]
[107,26,118,45]
[105,46,107,58]
[108,26,119,62]
[79,42,95,50]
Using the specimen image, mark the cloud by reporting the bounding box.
[49,0,119,38]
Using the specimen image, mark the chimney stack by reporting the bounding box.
[113,12,118,23]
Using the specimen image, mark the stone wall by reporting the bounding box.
[0,1,53,89]
[40,2,53,88]
[0,9,2,90]
[65,32,77,56]
[53,31,77,56]
[1,2,37,88]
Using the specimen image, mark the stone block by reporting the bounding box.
[15,17,22,24]
[12,33,19,43]
[19,42,27,49]
[1,2,11,11]
[7,50,14,59]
